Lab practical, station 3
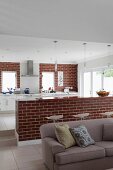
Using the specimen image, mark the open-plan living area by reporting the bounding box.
[1,0,113,170]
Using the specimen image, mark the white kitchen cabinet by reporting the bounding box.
[0,98,9,111]
[0,95,25,112]
[0,95,16,111]
[0,98,6,111]
[6,97,16,111]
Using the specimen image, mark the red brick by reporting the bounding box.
[39,63,78,92]
[16,96,113,141]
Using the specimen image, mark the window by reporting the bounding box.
[2,71,17,92]
[42,72,54,91]
[82,68,113,97]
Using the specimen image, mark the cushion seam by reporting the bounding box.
[56,148,104,158]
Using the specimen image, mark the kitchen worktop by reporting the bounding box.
[16,92,78,101]
[0,92,78,101]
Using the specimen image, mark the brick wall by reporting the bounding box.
[39,64,78,92]
[0,62,20,92]
[16,96,113,141]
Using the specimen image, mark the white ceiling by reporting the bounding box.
[0,0,113,64]
[0,34,113,63]
[0,0,113,43]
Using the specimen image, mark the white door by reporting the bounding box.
[84,72,91,97]
[103,69,113,94]
[93,71,102,96]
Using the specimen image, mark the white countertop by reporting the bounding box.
[0,91,78,96]
[18,92,78,101]
[0,92,78,101]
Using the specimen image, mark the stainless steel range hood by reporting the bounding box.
[21,60,38,77]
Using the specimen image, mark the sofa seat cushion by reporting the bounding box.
[96,141,113,157]
[55,145,105,165]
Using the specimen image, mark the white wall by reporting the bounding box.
[79,55,113,71]
[20,62,39,93]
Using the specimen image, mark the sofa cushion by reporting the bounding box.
[70,125,95,147]
[55,145,105,165]
[103,124,113,141]
[55,124,76,149]
[96,141,113,157]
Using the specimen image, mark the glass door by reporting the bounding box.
[93,71,102,96]
[84,72,91,97]
[103,69,113,95]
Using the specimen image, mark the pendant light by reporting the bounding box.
[53,40,58,72]
[83,42,87,70]
[107,44,111,68]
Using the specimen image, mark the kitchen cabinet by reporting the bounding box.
[0,96,15,111]
[6,97,16,111]
[0,98,6,111]
[0,95,24,112]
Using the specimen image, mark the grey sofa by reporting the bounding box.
[40,118,113,170]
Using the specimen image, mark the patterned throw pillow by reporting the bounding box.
[70,125,95,147]
[55,124,76,149]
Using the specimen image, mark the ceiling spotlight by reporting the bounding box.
[53,40,58,43]
[83,42,87,46]
[107,44,111,47]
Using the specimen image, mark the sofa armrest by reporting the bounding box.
[44,137,65,154]
[42,137,65,170]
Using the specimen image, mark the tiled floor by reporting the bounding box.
[0,113,46,169]
[0,143,47,170]
[0,113,15,130]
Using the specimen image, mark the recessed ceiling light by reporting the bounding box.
[53,40,58,43]
[83,42,87,45]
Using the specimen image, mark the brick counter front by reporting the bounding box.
[16,97,113,141]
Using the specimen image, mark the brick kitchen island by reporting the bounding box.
[16,96,113,141]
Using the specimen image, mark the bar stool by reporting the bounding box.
[100,112,113,118]
[73,113,89,120]
[46,115,63,123]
